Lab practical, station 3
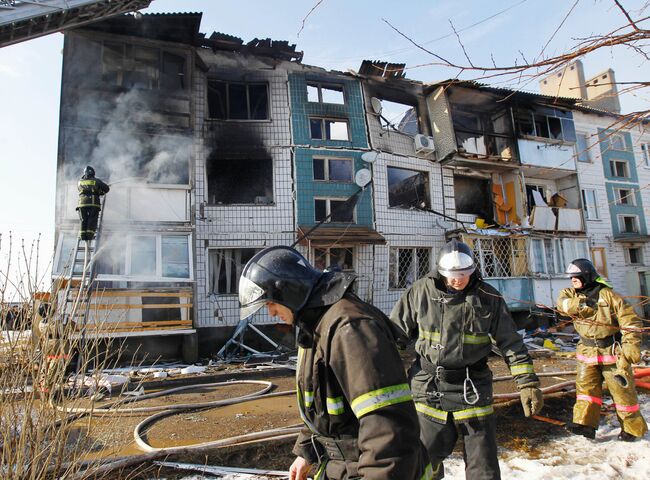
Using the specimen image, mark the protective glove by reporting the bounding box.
[584,296,599,309]
[520,387,544,417]
[621,343,641,365]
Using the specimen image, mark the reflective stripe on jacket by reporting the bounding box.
[293,295,432,480]
[390,274,538,416]
[77,177,110,209]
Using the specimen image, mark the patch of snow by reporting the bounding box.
[443,393,650,479]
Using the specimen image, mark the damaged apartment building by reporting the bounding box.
[52,13,649,360]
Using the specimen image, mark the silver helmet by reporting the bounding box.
[437,239,476,279]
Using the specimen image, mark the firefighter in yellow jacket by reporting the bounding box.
[557,258,647,441]
[77,166,109,241]
[239,246,433,480]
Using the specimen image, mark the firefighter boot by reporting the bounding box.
[566,422,596,439]
[618,430,639,442]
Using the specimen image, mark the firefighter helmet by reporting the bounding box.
[238,246,323,320]
[83,166,95,178]
[566,258,598,285]
[437,239,476,278]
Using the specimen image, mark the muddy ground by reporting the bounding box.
[62,353,587,479]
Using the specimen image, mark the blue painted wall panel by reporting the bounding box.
[484,277,533,311]
[295,148,373,226]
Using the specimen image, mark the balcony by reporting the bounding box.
[518,138,576,173]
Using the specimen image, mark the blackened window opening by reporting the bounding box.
[207,157,273,205]
[387,167,430,209]
[207,81,269,120]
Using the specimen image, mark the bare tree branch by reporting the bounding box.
[297,0,326,38]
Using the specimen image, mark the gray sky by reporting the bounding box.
[0,0,648,295]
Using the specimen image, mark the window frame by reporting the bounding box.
[618,215,640,234]
[206,80,270,121]
[529,237,588,276]
[314,197,356,223]
[609,159,629,178]
[388,247,432,290]
[575,133,592,163]
[312,157,354,182]
[208,247,261,295]
[101,41,187,91]
[386,165,431,209]
[309,117,350,141]
[641,143,650,168]
[614,187,636,206]
[312,246,355,272]
[609,133,627,151]
[54,232,192,280]
[306,82,346,104]
[625,246,644,265]
[581,188,600,220]
[590,247,608,278]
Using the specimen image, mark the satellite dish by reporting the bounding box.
[370,97,383,115]
[355,168,372,188]
[361,151,378,163]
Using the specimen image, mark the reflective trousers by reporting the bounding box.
[418,410,500,480]
[573,360,648,437]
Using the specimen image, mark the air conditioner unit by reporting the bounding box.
[414,134,436,155]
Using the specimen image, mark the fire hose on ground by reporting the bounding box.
[68,368,650,478]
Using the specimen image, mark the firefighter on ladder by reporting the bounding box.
[557,258,648,441]
[77,166,109,241]
[238,246,433,480]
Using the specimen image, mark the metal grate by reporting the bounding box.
[472,237,528,278]
[389,247,431,289]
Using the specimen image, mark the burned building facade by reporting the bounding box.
[53,13,649,359]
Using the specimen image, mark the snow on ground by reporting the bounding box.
[444,393,650,480]
[172,394,650,479]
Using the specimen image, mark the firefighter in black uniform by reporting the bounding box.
[239,246,433,480]
[390,239,544,480]
[77,166,109,241]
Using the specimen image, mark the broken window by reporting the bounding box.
[472,237,528,278]
[387,167,430,209]
[313,247,354,271]
[515,107,576,143]
[377,99,420,134]
[581,189,599,220]
[309,118,350,141]
[619,215,639,234]
[526,184,547,214]
[389,247,431,289]
[609,159,628,178]
[610,133,626,151]
[313,157,353,182]
[207,81,269,120]
[615,188,635,205]
[161,52,186,90]
[207,157,273,205]
[454,176,492,220]
[208,248,260,294]
[626,247,643,265]
[101,42,185,91]
[314,198,355,223]
[307,83,345,104]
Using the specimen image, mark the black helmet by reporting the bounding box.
[83,166,95,177]
[239,246,323,320]
[566,258,598,285]
[437,239,476,278]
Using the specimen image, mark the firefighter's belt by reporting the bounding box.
[313,435,359,462]
[580,334,620,348]
[420,357,489,383]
